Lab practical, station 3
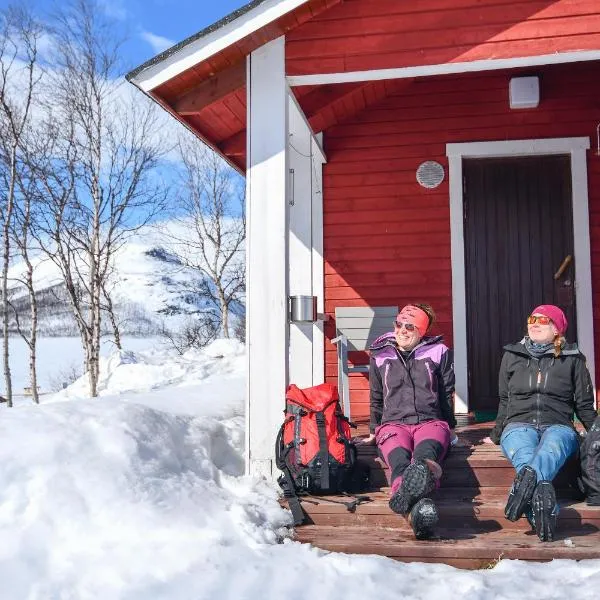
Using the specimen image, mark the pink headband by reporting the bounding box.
[397,305,430,337]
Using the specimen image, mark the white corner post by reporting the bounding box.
[287,92,326,388]
[246,36,289,478]
[311,132,326,385]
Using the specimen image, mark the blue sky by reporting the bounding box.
[0,0,251,73]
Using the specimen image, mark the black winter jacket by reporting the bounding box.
[490,341,598,444]
[369,333,456,433]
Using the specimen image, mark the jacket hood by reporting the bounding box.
[369,332,443,353]
[503,339,582,358]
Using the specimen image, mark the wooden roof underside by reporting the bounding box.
[139,0,600,172]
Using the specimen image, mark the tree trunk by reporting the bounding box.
[219,292,229,338]
[28,271,39,404]
[2,148,17,407]
[104,287,122,350]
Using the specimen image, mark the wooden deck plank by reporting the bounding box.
[288,489,600,529]
[294,525,600,567]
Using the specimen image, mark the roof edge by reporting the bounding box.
[127,0,309,92]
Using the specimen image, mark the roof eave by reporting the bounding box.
[126,0,309,92]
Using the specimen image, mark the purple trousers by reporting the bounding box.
[375,420,451,495]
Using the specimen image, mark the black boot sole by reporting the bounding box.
[532,481,558,542]
[409,498,439,540]
[505,466,537,522]
[389,461,435,516]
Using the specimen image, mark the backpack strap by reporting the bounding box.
[315,411,330,490]
[275,421,306,526]
[302,492,372,513]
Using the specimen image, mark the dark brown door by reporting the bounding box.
[463,155,576,412]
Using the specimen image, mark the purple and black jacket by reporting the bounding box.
[369,332,456,433]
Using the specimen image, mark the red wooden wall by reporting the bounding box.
[321,61,600,422]
[287,0,600,75]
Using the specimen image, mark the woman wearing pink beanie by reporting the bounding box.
[490,304,597,542]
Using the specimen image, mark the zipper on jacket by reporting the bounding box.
[396,349,419,423]
[383,363,391,409]
[408,361,418,423]
[535,359,542,426]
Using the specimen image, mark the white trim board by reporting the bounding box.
[287,84,326,162]
[446,137,595,414]
[133,0,310,92]
[287,50,600,86]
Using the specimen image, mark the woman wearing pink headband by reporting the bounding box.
[362,303,456,539]
[489,304,597,542]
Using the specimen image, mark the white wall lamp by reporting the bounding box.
[509,76,540,109]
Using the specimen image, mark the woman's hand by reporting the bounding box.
[355,433,376,445]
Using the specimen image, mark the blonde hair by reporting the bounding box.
[553,334,565,358]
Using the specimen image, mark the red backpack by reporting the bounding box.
[275,383,368,524]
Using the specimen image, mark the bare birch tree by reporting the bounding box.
[0,5,42,406]
[31,0,166,396]
[161,137,245,341]
[9,150,43,404]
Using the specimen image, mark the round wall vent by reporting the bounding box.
[416,160,445,189]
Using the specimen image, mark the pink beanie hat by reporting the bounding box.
[531,304,568,335]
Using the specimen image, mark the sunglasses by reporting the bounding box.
[527,315,553,325]
[394,321,417,331]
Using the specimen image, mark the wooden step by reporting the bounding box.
[358,431,581,489]
[285,421,595,567]
[292,489,600,530]
[293,525,600,569]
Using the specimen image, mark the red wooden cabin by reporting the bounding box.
[128,0,600,565]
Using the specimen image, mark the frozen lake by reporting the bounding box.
[0,336,163,397]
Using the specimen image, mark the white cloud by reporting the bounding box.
[98,0,129,21]
[140,30,175,54]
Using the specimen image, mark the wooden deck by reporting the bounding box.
[286,422,600,569]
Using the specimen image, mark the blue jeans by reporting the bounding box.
[500,423,579,482]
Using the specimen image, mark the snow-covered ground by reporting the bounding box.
[1,339,600,599]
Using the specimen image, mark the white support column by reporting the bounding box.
[311,133,325,385]
[287,97,327,388]
[288,95,314,388]
[245,36,289,479]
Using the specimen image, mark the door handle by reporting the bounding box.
[554,255,572,280]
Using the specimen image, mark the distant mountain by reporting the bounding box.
[6,225,243,337]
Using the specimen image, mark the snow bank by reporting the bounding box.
[2,339,600,599]
[0,341,290,599]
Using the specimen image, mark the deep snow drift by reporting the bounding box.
[1,340,599,600]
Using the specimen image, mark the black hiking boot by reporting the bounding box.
[505,466,537,522]
[525,504,536,532]
[408,498,438,540]
[531,481,558,542]
[388,460,436,516]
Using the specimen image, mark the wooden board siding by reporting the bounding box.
[147,0,600,171]
[322,61,600,421]
[287,0,600,75]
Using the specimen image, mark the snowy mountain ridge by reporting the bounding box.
[6,224,240,337]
